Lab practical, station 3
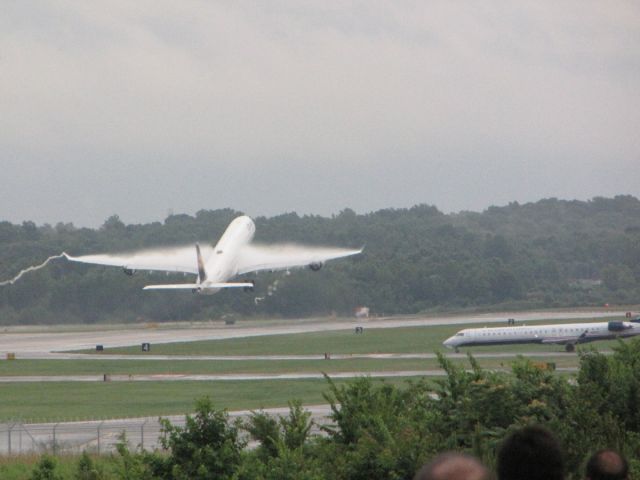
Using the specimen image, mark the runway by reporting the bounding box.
[0,309,624,355]
[0,370,462,382]
[0,367,580,383]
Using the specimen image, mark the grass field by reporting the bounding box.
[0,354,579,377]
[0,377,410,422]
[0,455,81,480]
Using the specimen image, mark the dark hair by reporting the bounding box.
[414,452,490,480]
[497,425,564,480]
[585,449,628,480]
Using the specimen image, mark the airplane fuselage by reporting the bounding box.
[200,215,256,293]
[443,320,640,351]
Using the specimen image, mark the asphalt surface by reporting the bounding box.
[0,366,579,383]
[0,309,625,356]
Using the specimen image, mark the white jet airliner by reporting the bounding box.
[443,319,640,352]
[64,215,362,294]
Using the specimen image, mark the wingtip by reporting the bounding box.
[62,252,82,262]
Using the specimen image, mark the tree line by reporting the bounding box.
[1,195,639,325]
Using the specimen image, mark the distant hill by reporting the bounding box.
[1,196,639,325]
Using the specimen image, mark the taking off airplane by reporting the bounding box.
[65,215,362,294]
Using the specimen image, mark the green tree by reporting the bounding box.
[280,400,313,450]
[246,400,314,461]
[245,410,281,460]
[74,451,101,480]
[30,455,62,480]
[602,264,635,291]
[114,434,155,480]
[260,446,325,480]
[158,397,245,480]
[320,375,433,480]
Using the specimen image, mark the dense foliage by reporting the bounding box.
[9,340,640,480]
[1,196,640,324]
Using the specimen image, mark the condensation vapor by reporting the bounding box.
[0,253,67,286]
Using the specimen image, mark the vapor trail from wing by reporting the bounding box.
[236,243,363,275]
[63,245,212,275]
[0,254,67,286]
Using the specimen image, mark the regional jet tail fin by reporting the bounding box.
[143,282,254,291]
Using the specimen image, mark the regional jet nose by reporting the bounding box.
[443,336,457,349]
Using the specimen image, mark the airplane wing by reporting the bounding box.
[64,245,213,275]
[541,337,575,345]
[235,243,362,275]
[541,330,589,345]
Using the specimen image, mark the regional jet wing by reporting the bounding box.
[541,330,589,345]
[235,244,362,275]
[64,245,214,275]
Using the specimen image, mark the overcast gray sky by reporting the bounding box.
[1,1,639,227]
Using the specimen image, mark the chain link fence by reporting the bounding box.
[0,406,331,456]
[0,417,182,455]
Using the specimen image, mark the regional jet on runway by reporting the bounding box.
[443,319,640,352]
[65,215,362,294]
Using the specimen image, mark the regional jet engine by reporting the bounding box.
[608,321,632,332]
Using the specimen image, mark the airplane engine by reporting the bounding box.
[309,262,323,271]
[608,321,630,332]
[123,268,136,276]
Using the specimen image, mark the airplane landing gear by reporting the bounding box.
[565,343,575,353]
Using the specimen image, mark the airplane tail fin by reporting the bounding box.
[196,243,207,282]
[143,243,255,292]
